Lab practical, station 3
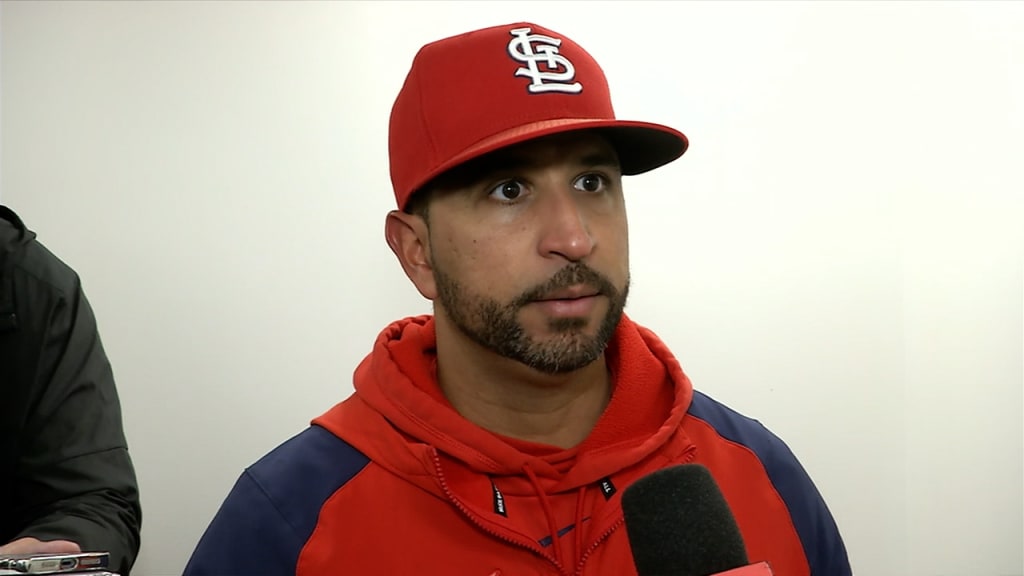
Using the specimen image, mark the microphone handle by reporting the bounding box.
[710,561,775,575]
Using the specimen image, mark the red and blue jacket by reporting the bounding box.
[184,315,851,575]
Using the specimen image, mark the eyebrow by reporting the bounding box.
[494,151,621,173]
[462,150,621,182]
[578,151,622,170]
[429,145,621,194]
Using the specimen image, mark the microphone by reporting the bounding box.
[621,464,774,576]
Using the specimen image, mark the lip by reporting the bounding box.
[530,293,602,318]
[535,284,601,301]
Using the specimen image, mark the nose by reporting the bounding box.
[536,187,596,262]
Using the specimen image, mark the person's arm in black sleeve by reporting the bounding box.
[2,234,142,575]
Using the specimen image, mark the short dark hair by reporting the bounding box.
[401,158,482,225]
[402,146,513,225]
[403,187,433,222]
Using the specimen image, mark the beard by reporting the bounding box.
[433,260,629,375]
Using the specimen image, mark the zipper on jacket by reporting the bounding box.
[574,517,623,576]
[573,449,698,575]
[431,450,570,576]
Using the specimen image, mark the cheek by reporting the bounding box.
[433,226,523,290]
[597,210,630,268]
[614,239,631,284]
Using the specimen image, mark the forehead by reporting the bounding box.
[429,130,621,193]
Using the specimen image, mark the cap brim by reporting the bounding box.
[413,118,688,199]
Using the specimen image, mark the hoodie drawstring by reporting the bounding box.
[522,464,592,571]
[573,485,586,566]
[523,463,565,567]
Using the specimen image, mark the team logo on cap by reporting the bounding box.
[507,27,583,94]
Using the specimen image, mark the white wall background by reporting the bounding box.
[2,2,1022,575]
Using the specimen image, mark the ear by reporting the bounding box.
[385,210,438,300]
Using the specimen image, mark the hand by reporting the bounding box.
[0,537,81,556]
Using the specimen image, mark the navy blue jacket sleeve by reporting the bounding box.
[183,471,304,576]
[184,426,370,576]
[756,426,851,576]
[689,391,852,576]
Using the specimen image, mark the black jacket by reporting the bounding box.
[0,206,141,574]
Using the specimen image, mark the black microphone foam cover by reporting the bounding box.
[621,464,749,576]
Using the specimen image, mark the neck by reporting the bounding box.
[434,314,612,450]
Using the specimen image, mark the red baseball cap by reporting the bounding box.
[388,22,689,210]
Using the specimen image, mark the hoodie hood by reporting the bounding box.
[315,314,694,493]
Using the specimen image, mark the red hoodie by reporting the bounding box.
[184,314,851,576]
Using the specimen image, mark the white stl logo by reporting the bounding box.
[507,27,583,94]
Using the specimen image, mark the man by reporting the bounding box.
[184,22,851,575]
[0,206,142,575]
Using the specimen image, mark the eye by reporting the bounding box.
[488,179,527,202]
[573,173,608,193]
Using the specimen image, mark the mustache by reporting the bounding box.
[513,263,618,306]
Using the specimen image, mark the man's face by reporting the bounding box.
[424,131,630,374]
